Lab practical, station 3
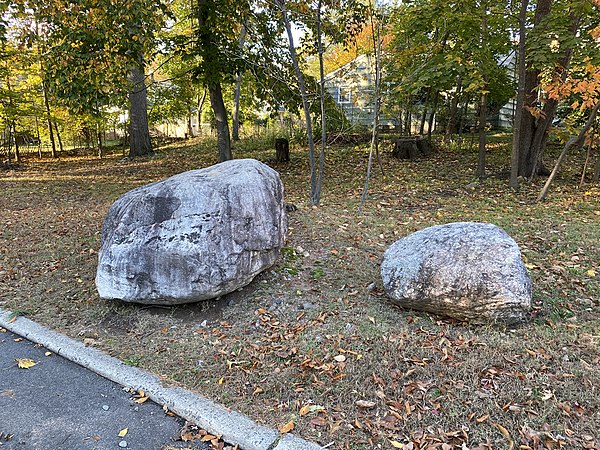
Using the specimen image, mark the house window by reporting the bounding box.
[338,87,351,104]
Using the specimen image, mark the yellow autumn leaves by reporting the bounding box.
[15,358,37,369]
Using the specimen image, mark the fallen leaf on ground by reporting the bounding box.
[494,423,514,449]
[356,400,376,409]
[16,358,37,369]
[180,421,202,441]
[118,428,128,437]
[279,420,294,434]
[310,416,328,427]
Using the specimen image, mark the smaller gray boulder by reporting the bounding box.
[96,159,287,305]
[380,222,531,324]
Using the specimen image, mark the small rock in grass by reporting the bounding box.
[102,405,109,411]
[119,440,128,448]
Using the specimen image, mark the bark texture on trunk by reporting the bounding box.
[517,0,580,178]
[477,92,488,179]
[195,0,232,160]
[427,91,439,140]
[445,78,463,140]
[54,121,64,153]
[232,23,247,142]
[476,3,488,179]
[510,0,529,188]
[315,0,326,205]
[12,122,20,163]
[278,0,317,204]
[209,81,232,162]
[128,64,153,158]
[41,80,57,158]
[198,87,207,134]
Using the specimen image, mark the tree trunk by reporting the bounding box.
[35,116,42,158]
[54,121,64,153]
[187,112,193,138]
[198,86,207,135]
[41,79,57,158]
[5,125,12,163]
[427,91,439,140]
[128,64,153,158]
[476,3,488,179]
[232,23,247,142]
[359,2,382,214]
[35,21,57,158]
[477,92,487,179]
[12,122,20,163]
[97,124,103,159]
[278,0,317,204]
[315,0,326,205]
[445,77,463,141]
[195,0,232,160]
[419,88,431,135]
[209,81,232,162]
[518,0,580,178]
[510,0,529,189]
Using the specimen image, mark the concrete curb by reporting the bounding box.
[0,309,324,450]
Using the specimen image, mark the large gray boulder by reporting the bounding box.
[380,222,531,324]
[96,159,287,305]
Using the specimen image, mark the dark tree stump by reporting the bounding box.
[275,138,290,163]
[392,138,419,160]
[392,136,432,160]
[416,136,433,155]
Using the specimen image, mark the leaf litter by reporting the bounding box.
[0,136,598,449]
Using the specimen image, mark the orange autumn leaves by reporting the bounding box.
[543,1,600,112]
[546,61,600,111]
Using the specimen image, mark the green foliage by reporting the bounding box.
[147,80,195,126]
[28,0,168,115]
[187,0,249,85]
[385,0,515,123]
[527,0,600,71]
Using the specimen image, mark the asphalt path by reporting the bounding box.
[0,330,208,450]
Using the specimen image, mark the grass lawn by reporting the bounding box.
[1,133,599,449]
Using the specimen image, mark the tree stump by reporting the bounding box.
[392,136,432,160]
[416,136,433,155]
[275,138,290,163]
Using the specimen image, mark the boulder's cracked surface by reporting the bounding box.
[96,159,287,305]
[381,222,531,324]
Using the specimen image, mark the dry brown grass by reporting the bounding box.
[1,135,599,449]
